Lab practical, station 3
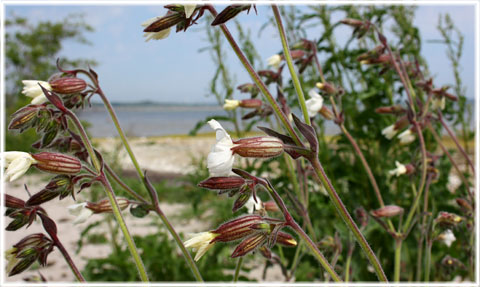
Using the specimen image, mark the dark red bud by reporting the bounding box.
[276,232,297,247]
[340,18,364,27]
[198,176,246,190]
[231,233,267,258]
[232,137,284,158]
[5,194,26,209]
[239,99,262,109]
[32,152,81,175]
[212,215,264,243]
[49,78,87,94]
[371,205,404,218]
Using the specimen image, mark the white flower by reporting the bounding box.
[184,232,217,261]
[223,99,240,111]
[207,120,235,176]
[184,4,196,18]
[381,124,398,140]
[68,203,94,224]
[3,151,37,182]
[22,80,51,104]
[447,174,462,193]
[306,89,324,118]
[245,196,262,214]
[267,54,282,69]
[431,96,445,110]
[389,161,407,177]
[398,129,415,145]
[141,16,171,41]
[439,229,456,247]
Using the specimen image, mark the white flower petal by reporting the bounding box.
[68,203,93,224]
[398,129,415,145]
[184,4,196,18]
[3,152,36,182]
[223,99,240,111]
[381,125,397,140]
[267,54,282,69]
[245,196,262,214]
[306,89,323,118]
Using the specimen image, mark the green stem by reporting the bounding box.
[344,243,354,282]
[233,257,243,282]
[272,5,310,125]
[310,158,387,282]
[424,240,433,282]
[97,88,145,181]
[394,239,402,282]
[66,110,149,282]
[104,163,149,204]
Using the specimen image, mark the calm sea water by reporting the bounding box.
[77,103,474,138]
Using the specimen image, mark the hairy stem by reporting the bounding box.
[54,238,85,282]
[310,158,388,282]
[234,257,243,282]
[394,239,402,282]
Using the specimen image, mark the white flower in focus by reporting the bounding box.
[389,161,407,177]
[68,203,94,224]
[184,4,196,18]
[141,16,171,41]
[381,124,397,140]
[207,120,235,176]
[439,229,456,247]
[245,196,262,214]
[267,54,282,69]
[22,80,51,104]
[3,151,37,182]
[184,232,217,261]
[431,96,445,110]
[306,89,324,118]
[398,129,415,145]
[223,99,240,111]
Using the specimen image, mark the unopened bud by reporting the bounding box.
[435,212,462,228]
[354,207,369,228]
[237,83,259,95]
[8,105,42,132]
[239,99,262,109]
[318,236,335,249]
[5,194,26,209]
[14,233,50,250]
[441,255,464,269]
[319,106,335,120]
[258,246,272,259]
[86,198,130,213]
[360,54,391,65]
[356,45,385,62]
[232,136,284,158]
[456,198,472,212]
[212,215,264,243]
[231,232,267,258]
[340,18,364,27]
[289,50,305,60]
[375,105,405,114]
[49,78,87,94]
[26,175,74,206]
[371,205,404,218]
[264,201,280,213]
[32,152,81,175]
[198,176,246,190]
[276,232,297,247]
[316,82,337,95]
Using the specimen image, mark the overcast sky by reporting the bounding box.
[4,3,477,103]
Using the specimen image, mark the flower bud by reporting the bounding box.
[232,191,253,213]
[32,152,81,175]
[375,105,406,114]
[239,99,262,109]
[435,212,462,228]
[316,82,337,95]
[231,233,267,258]
[456,198,472,213]
[276,232,297,247]
[26,175,74,206]
[340,18,364,27]
[49,78,87,94]
[441,255,464,269]
[371,205,404,218]
[258,246,272,259]
[5,194,26,209]
[360,54,391,65]
[86,197,130,213]
[319,106,335,121]
[7,233,53,276]
[290,50,305,60]
[198,176,246,190]
[264,201,280,213]
[8,105,43,132]
[212,215,264,243]
[232,136,284,158]
[237,83,259,95]
[354,207,369,228]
